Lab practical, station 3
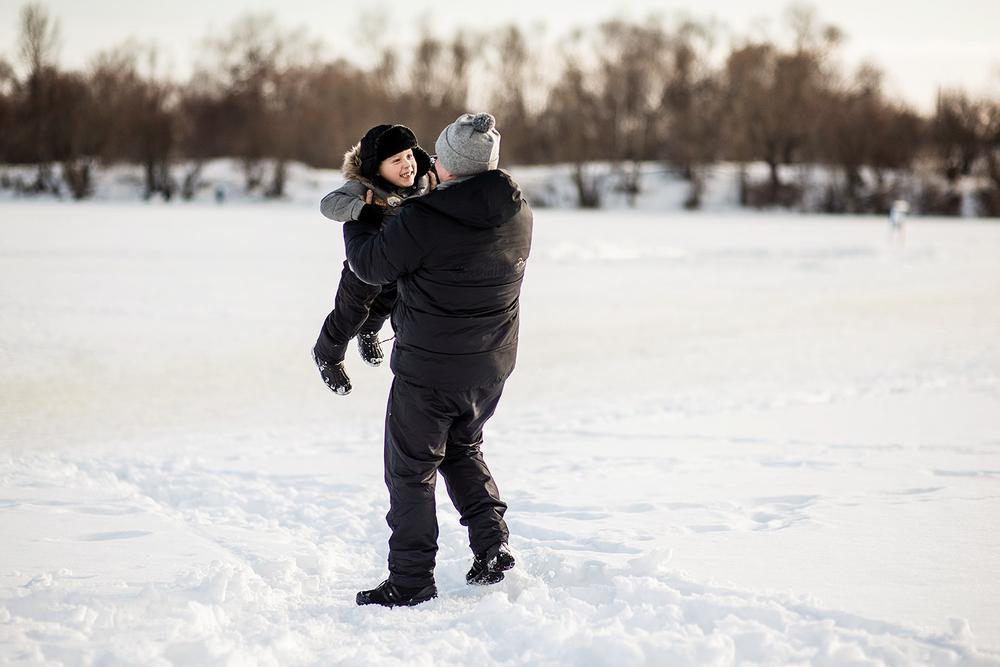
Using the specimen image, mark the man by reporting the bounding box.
[341,112,533,607]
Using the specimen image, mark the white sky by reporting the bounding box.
[0,0,998,111]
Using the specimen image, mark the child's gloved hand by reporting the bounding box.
[358,203,383,224]
[357,190,383,224]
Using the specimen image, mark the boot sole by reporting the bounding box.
[467,571,505,586]
[356,587,438,607]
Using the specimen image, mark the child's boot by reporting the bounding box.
[357,331,384,367]
[312,347,352,395]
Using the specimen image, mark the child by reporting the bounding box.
[312,124,435,395]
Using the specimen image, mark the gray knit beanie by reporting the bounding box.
[435,112,501,177]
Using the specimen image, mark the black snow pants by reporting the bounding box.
[315,260,397,363]
[383,376,510,588]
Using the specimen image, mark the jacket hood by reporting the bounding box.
[341,142,432,193]
[341,142,372,188]
[414,170,524,229]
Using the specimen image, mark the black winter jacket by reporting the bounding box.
[343,170,533,390]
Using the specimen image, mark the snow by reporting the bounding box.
[1,201,999,665]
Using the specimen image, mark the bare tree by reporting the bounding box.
[785,3,843,54]
[594,20,671,204]
[723,44,832,206]
[932,91,982,181]
[981,99,1000,216]
[15,1,62,192]
[45,69,95,198]
[928,90,989,214]
[17,2,60,78]
[292,59,383,168]
[197,13,319,197]
[544,59,606,207]
[0,59,15,164]
[488,25,546,165]
[660,21,723,208]
[89,44,176,199]
[176,78,234,199]
[815,65,920,212]
[722,7,842,207]
[8,2,98,198]
[404,32,472,144]
[945,94,1000,216]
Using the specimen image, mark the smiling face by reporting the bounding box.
[378,149,417,188]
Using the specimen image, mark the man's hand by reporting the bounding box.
[357,190,382,224]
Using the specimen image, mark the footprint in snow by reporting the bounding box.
[77,530,152,541]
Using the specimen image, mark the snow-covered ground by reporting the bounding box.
[1,201,999,666]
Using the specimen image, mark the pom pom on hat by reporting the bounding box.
[471,113,496,133]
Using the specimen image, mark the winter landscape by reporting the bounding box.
[2,192,999,665]
[2,0,1000,662]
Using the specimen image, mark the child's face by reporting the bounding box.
[378,149,417,188]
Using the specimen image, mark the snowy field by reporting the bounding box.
[1,202,999,666]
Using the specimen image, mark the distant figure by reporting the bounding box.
[889,199,909,245]
[214,185,226,205]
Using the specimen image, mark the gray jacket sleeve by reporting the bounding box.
[320,180,369,222]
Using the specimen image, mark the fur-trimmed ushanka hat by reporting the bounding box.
[358,124,419,179]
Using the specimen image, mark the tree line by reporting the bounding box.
[1,3,998,215]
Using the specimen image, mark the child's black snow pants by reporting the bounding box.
[315,260,397,363]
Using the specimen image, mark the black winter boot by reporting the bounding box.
[356,579,438,607]
[312,347,351,395]
[466,543,516,585]
[357,331,384,367]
